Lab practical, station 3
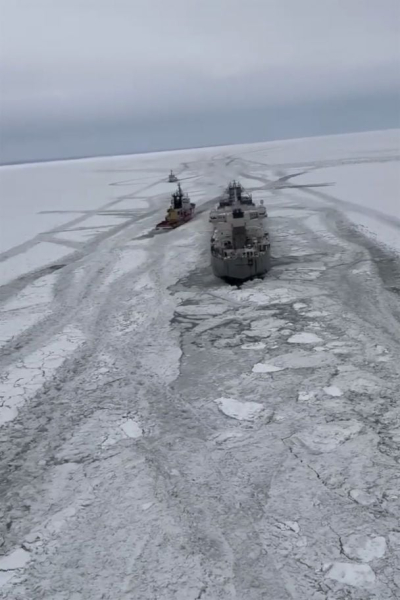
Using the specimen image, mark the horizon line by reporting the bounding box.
[1,125,399,169]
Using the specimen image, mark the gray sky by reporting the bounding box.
[1,0,399,163]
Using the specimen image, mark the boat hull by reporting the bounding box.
[211,248,271,281]
[155,206,195,230]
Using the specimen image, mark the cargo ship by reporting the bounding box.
[210,181,271,281]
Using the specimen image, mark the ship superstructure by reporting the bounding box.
[210,181,270,281]
[168,170,178,182]
[156,183,195,230]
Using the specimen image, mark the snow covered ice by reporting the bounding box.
[0,129,400,599]
[214,397,264,421]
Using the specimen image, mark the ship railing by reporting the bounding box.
[211,247,268,260]
[209,213,227,222]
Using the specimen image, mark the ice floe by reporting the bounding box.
[298,391,316,401]
[343,534,386,562]
[215,284,322,306]
[331,370,386,395]
[293,420,362,453]
[214,397,264,421]
[0,548,31,588]
[176,304,228,317]
[244,316,287,338]
[288,332,323,344]
[241,341,266,350]
[120,419,143,439]
[293,303,308,311]
[306,310,330,318]
[323,386,343,397]
[349,489,378,506]
[252,363,284,374]
[326,562,375,587]
[263,350,337,370]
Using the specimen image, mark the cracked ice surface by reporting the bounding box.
[0,549,31,588]
[0,326,85,426]
[292,420,363,453]
[0,273,57,347]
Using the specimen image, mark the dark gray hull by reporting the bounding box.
[211,248,271,281]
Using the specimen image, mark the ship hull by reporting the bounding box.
[155,204,195,230]
[211,248,271,281]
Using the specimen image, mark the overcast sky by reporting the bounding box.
[0,0,399,163]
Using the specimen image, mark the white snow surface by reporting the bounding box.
[294,156,400,254]
[0,242,72,287]
[0,129,399,599]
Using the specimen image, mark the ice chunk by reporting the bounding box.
[120,419,143,439]
[293,303,308,310]
[326,562,375,587]
[298,391,316,401]
[277,521,300,533]
[241,342,266,350]
[245,317,287,338]
[0,548,30,571]
[349,489,377,506]
[252,363,284,374]
[288,332,323,344]
[0,548,31,588]
[323,386,343,397]
[214,397,263,421]
[176,304,228,317]
[293,420,362,453]
[268,350,336,370]
[343,534,386,562]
